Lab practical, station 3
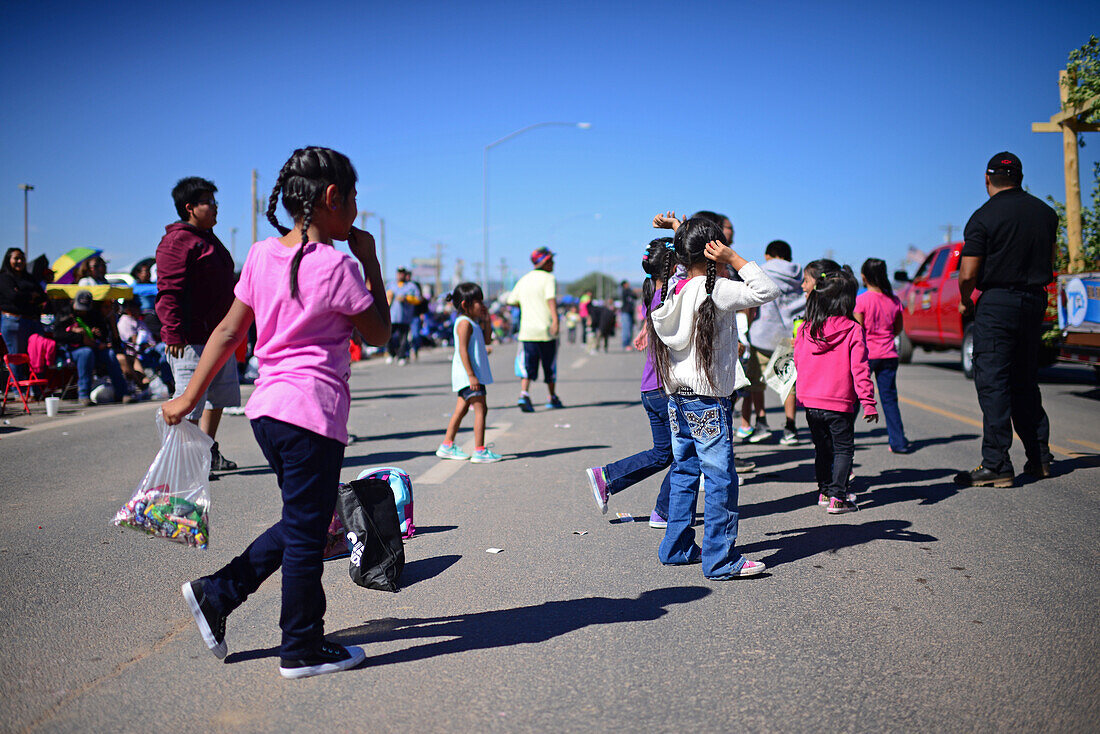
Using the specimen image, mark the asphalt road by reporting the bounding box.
[1,341,1098,733]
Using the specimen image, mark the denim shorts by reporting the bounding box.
[458,385,487,401]
[168,344,242,421]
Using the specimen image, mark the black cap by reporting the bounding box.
[986,152,1022,176]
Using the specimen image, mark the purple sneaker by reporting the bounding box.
[585,467,609,514]
[648,511,668,529]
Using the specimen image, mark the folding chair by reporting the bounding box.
[2,354,50,415]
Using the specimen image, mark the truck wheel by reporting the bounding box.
[961,324,975,379]
[896,332,913,364]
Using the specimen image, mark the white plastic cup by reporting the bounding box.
[45,397,60,417]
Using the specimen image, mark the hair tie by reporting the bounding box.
[644,273,653,280]
[664,242,675,250]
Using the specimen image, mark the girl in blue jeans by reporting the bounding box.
[164,147,391,679]
[854,258,911,453]
[585,238,677,528]
[650,218,780,580]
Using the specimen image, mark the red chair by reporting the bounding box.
[2,354,50,415]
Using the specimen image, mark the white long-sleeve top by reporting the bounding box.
[651,261,780,397]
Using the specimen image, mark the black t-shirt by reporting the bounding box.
[961,187,1056,289]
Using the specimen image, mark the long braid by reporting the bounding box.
[694,259,719,392]
[649,245,676,389]
[289,198,314,299]
[266,165,291,236]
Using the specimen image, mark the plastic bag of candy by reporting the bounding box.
[113,412,213,549]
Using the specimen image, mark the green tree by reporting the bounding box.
[1047,161,1100,272]
[1063,35,1100,124]
[566,272,618,299]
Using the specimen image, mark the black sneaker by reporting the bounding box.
[279,640,366,680]
[954,466,1014,488]
[517,395,534,413]
[211,442,238,472]
[181,580,227,659]
[734,457,756,473]
[1023,461,1052,479]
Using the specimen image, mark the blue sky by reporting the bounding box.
[2,1,1099,288]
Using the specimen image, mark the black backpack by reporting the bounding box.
[335,477,405,592]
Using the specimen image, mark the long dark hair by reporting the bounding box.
[642,237,675,384]
[804,258,841,284]
[266,147,358,299]
[861,257,894,298]
[805,268,858,341]
[2,247,23,276]
[649,217,723,392]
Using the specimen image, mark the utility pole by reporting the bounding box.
[230,227,238,261]
[359,211,387,277]
[250,169,259,246]
[19,184,34,257]
[433,242,445,298]
[500,257,508,293]
[940,224,957,244]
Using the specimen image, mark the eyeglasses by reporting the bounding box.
[195,198,217,207]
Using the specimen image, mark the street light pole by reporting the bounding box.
[19,184,34,257]
[483,122,590,298]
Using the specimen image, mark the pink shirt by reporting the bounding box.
[235,238,373,444]
[854,290,902,359]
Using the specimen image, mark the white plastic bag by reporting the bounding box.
[113,413,213,548]
[763,340,797,403]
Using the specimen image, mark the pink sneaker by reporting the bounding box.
[827,497,858,514]
[710,559,767,580]
[585,467,609,514]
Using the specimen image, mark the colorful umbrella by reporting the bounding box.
[51,247,103,285]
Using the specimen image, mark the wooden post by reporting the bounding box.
[1032,71,1099,273]
[1060,71,1084,272]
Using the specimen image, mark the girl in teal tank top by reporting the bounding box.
[436,283,501,463]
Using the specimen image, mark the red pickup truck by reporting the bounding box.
[893,242,1058,378]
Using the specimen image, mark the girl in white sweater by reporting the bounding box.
[649,217,780,580]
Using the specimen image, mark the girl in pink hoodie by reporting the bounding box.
[793,269,878,514]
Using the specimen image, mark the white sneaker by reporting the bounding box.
[279,641,366,680]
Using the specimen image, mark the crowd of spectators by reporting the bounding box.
[1,245,175,409]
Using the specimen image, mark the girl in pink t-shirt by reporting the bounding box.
[854,258,911,454]
[164,147,391,680]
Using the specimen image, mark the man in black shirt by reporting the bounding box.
[955,152,1056,488]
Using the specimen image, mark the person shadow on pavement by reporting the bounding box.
[738,519,937,569]
[323,586,710,668]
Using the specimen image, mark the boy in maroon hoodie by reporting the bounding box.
[793,268,878,514]
[155,176,240,473]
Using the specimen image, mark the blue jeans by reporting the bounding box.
[69,345,130,399]
[603,389,672,520]
[658,393,745,578]
[867,358,908,451]
[202,417,346,658]
[2,314,41,381]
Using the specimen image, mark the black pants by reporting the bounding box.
[972,288,1052,473]
[805,408,855,499]
[203,417,345,658]
[387,322,411,359]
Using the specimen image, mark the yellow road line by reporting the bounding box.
[1069,439,1100,452]
[899,396,1075,458]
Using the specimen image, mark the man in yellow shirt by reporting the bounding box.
[506,247,562,412]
